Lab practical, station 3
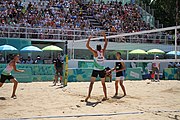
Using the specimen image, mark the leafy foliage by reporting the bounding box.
[139,0,180,27]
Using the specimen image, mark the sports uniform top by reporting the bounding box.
[115,59,125,76]
[93,50,105,71]
[1,64,13,75]
[53,57,63,69]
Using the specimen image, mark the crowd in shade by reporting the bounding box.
[0,54,45,64]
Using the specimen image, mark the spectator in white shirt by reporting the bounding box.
[152,56,160,82]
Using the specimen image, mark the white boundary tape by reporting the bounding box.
[0,111,143,120]
[1,110,180,120]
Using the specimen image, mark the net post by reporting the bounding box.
[175,0,178,62]
[63,41,68,87]
[73,30,75,59]
[175,27,177,61]
[127,50,129,60]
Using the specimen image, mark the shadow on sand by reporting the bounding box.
[86,101,102,107]
[111,95,125,99]
[49,84,63,88]
[0,97,6,100]
[56,86,64,89]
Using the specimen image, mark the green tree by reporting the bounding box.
[139,0,180,27]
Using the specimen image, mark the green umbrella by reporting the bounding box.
[129,49,147,54]
[42,45,63,51]
[129,49,147,60]
[147,49,165,54]
[42,45,63,59]
[147,49,165,59]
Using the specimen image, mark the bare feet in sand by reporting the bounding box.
[11,95,17,99]
[85,96,90,102]
[113,93,118,98]
[102,97,108,101]
[123,94,126,97]
[84,96,108,102]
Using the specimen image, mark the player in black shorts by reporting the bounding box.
[85,32,108,102]
[0,54,24,98]
[53,53,63,86]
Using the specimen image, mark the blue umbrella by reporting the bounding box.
[0,45,18,63]
[0,45,17,51]
[166,51,180,56]
[20,46,42,52]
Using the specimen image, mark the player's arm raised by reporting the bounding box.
[86,35,96,54]
[102,31,108,52]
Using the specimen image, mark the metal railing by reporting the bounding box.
[0,26,104,41]
[0,26,178,45]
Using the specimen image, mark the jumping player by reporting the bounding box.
[85,32,108,102]
[0,54,24,99]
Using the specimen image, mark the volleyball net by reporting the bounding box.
[67,26,180,80]
[69,25,180,62]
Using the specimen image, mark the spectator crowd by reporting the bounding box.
[0,0,91,29]
[0,0,151,36]
[0,0,92,39]
[87,1,151,33]
[0,0,179,44]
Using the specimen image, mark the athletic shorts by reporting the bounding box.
[55,68,63,76]
[116,76,125,81]
[152,67,159,73]
[0,74,14,83]
[91,70,105,78]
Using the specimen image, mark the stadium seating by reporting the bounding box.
[0,1,179,44]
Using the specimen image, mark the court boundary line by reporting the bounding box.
[1,110,180,120]
[0,111,144,120]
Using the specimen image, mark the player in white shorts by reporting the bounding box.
[108,52,126,97]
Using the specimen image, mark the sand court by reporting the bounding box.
[0,80,180,120]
